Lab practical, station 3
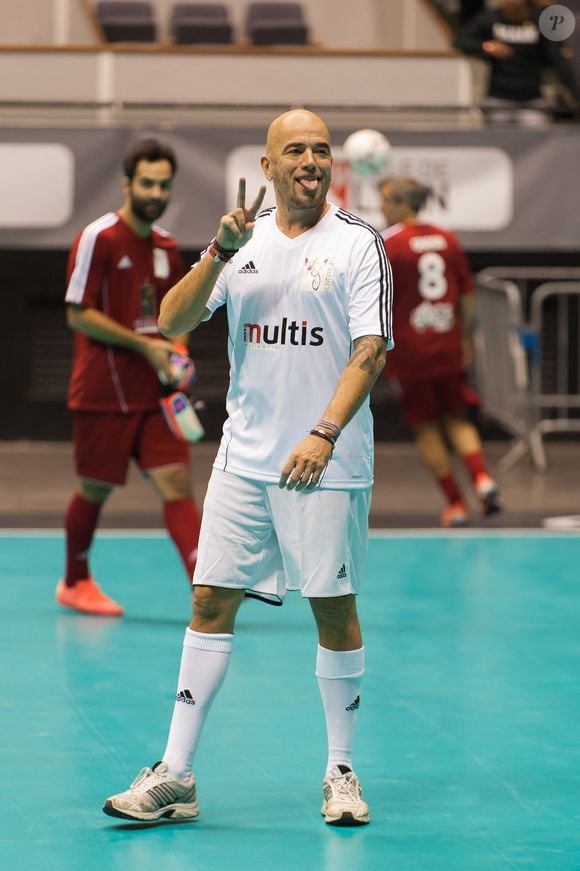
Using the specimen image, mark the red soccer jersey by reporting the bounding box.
[65,212,184,412]
[381,222,472,380]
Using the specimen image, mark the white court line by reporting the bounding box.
[0,528,579,539]
[0,528,168,538]
[370,528,580,539]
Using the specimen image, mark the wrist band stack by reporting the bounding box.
[309,419,342,449]
[208,238,237,264]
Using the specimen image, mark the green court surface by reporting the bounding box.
[1,531,579,871]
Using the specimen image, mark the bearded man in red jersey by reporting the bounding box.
[56,139,201,615]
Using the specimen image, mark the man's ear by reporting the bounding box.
[260,154,272,181]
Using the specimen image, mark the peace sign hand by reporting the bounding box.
[215,178,267,253]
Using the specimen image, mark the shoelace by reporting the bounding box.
[129,767,165,793]
[332,772,360,803]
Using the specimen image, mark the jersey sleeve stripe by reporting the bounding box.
[336,209,393,344]
[65,212,118,304]
[380,222,404,241]
[151,223,172,237]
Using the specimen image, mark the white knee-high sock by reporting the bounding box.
[316,644,365,775]
[162,628,233,781]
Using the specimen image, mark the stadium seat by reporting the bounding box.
[245,2,309,46]
[170,3,233,44]
[96,1,157,42]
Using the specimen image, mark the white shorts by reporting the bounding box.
[193,468,371,602]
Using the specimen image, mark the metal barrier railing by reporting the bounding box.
[474,268,580,471]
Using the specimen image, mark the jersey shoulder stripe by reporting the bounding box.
[66,212,119,303]
[336,208,385,241]
[381,223,405,241]
[256,206,275,221]
[151,223,174,239]
[336,209,393,343]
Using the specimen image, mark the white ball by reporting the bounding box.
[342,129,391,176]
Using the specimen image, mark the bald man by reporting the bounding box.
[103,110,393,827]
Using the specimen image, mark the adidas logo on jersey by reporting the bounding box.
[238,260,258,274]
[176,689,196,705]
[117,255,133,269]
[346,695,360,712]
[336,563,347,580]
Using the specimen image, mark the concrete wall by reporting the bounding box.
[0,51,469,106]
[0,0,56,43]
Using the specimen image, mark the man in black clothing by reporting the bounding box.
[460,1,485,26]
[455,0,579,125]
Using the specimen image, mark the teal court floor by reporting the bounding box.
[2,530,580,871]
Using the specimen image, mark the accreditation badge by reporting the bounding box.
[134,282,159,334]
[153,247,170,279]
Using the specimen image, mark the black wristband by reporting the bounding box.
[309,428,335,448]
[209,237,237,262]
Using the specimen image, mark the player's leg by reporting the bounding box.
[159,584,244,772]
[268,485,370,825]
[139,410,202,581]
[309,593,369,825]
[160,470,277,780]
[444,414,502,515]
[149,465,201,580]
[102,582,244,823]
[413,422,468,527]
[63,481,111,585]
[56,412,130,615]
[400,378,467,527]
[103,470,277,821]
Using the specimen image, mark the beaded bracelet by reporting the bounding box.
[309,428,336,448]
[208,238,237,264]
[317,419,341,440]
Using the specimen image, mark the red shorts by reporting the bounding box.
[398,371,467,427]
[73,409,189,487]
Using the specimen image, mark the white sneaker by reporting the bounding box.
[321,764,370,826]
[475,473,502,516]
[103,762,199,822]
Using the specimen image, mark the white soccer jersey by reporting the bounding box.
[204,204,393,489]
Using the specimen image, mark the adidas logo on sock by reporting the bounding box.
[346,694,360,712]
[176,689,196,705]
[336,563,347,580]
[238,260,258,273]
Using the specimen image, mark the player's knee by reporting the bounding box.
[79,482,112,504]
[153,466,192,500]
[165,480,192,500]
[311,594,357,630]
[192,585,239,623]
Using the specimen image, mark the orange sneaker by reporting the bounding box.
[55,578,124,616]
[475,473,502,516]
[440,500,468,528]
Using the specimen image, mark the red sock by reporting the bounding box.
[437,474,463,505]
[64,493,103,586]
[163,498,201,580]
[463,451,487,483]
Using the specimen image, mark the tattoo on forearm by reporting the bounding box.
[348,336,387,374]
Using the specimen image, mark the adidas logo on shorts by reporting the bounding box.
[176,689,196,705]
[336,563,347,580]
